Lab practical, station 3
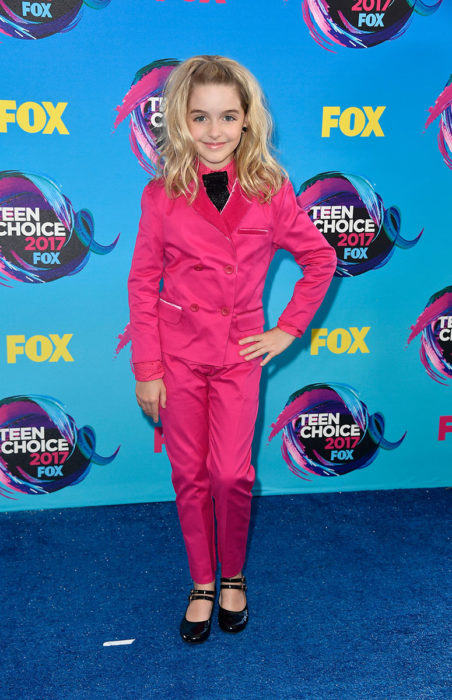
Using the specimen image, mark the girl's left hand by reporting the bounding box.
[238,326,297,366]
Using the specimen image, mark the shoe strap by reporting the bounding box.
[220,576,246,583]
[220,576,247,591]
[188,588,216,602]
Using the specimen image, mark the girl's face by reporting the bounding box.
[186,82,247,170]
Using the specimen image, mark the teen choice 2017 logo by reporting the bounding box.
[424,75,452,170]
[301,0,443,51]
[114,59,180,175]
[407,286,452,385]
[0,0,111,40]
[0,395,119,499]
[297,171,423,277]
[268,382,406,480]
[0,170,119,285]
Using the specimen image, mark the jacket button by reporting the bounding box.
[224,264,234,274]
[190,303,199,312]
[194,264,203,271]
[221,306,230,316]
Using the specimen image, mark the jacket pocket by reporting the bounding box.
[236,306,265,331]
[158,297,183,324]
[238,228,269,235]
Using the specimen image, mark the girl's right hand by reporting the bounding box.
[135,379,167,423]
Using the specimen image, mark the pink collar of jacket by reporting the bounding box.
[191,158,254,237]
[196,157,237,185]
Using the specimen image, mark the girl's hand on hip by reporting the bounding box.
[135,379,167,423]
[238,326,296,366]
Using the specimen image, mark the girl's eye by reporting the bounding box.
[192,115,236,122]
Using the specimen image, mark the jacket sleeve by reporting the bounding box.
[127,182,164,363]
[133,360,165,381]
[273,180,337,337]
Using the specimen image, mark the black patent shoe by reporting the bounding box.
[218,575,248,633]
[180,587,216,644]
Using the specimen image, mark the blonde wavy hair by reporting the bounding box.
[156,55,287,204]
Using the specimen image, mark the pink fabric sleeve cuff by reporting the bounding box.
[277,320,302,338]
[133,360,165,381]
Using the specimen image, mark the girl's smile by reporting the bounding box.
[187,83,247,170]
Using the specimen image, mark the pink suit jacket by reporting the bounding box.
[128,159,337,373]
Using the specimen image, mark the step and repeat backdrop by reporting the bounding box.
[1,0,451,512]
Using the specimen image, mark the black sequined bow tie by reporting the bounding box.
[202,170,229,212]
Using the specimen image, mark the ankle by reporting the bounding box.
[193,579,215,590]
[221,571,244,581]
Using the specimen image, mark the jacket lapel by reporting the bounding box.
[221,179,254,236]
[190,160,254,237]
[191,179,230,236]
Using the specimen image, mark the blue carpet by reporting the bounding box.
[2,488,451,699]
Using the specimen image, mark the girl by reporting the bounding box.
[127,55,337,644]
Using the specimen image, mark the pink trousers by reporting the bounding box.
[159,351,262,584]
